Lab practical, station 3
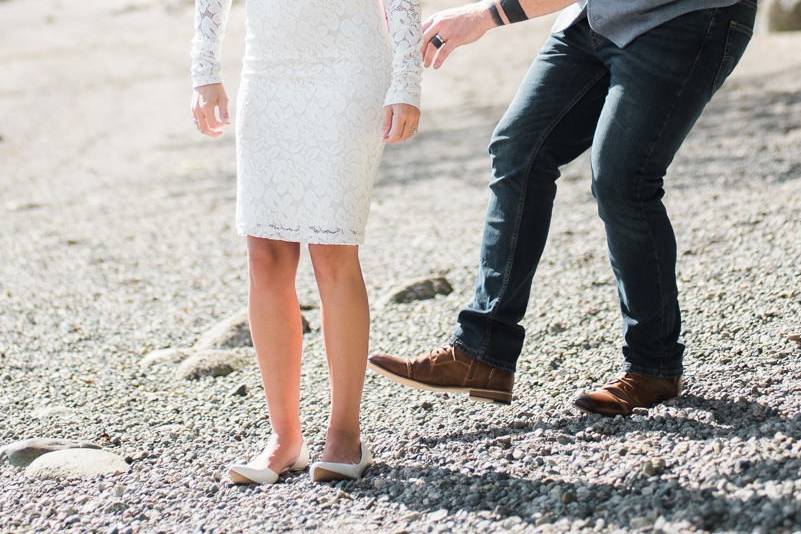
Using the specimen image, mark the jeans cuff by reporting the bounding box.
[449,336,517,374]
[621,361,683,379]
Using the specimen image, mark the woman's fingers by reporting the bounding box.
[386,116,406,144]
[191,83,229,136]
[383,107,393,138]
[220,96,230,124]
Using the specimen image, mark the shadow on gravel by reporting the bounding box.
[415,394,800,447]
[377,65,801,190]
[342,458,800,531]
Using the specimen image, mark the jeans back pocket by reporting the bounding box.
[711,20,754,94]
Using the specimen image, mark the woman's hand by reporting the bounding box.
[191,83,230,137]
[384,104,421,144]
[422,3,496,69]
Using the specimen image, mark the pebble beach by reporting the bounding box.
[1,0,801,532]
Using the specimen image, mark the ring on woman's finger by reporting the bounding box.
[430,34,445,49]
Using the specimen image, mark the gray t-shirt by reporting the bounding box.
[552,0,741,48]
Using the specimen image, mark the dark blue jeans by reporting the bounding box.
[451,1,756,376]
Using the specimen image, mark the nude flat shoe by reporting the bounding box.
[309,442,372,482]
[228,440,310,485]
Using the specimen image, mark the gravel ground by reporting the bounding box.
[1,1,800,533]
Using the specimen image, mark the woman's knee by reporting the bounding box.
[247,237,299,282]
[308,244,360,286]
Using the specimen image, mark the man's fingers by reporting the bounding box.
[433,41,456,69]
[422,20,441,47]
[422,17,434,35]
[421,20,443,58]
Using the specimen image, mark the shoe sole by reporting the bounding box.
[367,361,513,405]
[572,393,682,417]
[311,467,359,482]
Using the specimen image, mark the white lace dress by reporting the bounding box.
[191,0,422,244]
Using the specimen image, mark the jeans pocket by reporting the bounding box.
[711,20,754,94]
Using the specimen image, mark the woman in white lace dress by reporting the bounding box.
[190,0,421,483]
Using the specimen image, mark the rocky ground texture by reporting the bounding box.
[1,0,800,533]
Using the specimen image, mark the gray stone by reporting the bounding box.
[175,350,250,380]
[1,438,100,467]
[25,449,130,479]
[194,308,309,351]
[766,0,801,32]
[229,383,248,396]
[385,276,453,304]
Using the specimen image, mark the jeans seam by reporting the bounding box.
[629,10,717,373]
[477,67,610,361]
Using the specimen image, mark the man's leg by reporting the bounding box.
[575,2,756,415]
[370,21,612,404]
[449,22,611,373]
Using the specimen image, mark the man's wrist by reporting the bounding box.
[478,0,504,30]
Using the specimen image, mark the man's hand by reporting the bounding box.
[191,83,230,137]
[421,2,496,69]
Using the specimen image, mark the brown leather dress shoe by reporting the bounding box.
[368,345,514,405]
[574,372,682,416]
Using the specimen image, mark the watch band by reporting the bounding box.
[499,0,529,23]
[488,3,505,26]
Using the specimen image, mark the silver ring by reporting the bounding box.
[431,34,445,49]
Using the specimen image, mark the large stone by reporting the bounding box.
[1,438,100,467]
[175,349,251,380]
[25,449,129,479]
[193,308,309,351]
[385,276,453,305]
[766,0,801,31]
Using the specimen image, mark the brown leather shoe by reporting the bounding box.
[368,345,514,405]
[574,372,682,416]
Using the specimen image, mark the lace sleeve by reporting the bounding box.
[383,0,423,108]
[190,0,233,88]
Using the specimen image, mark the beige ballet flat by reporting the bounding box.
[228,440,309,485]
[309,442,372,482]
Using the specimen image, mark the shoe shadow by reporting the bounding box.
[416,393,799,448]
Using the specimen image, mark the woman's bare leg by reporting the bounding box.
[308,244,369,464]
[247,236,304,470]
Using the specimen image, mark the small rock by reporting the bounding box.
[5,200,44,212]
[429,509,449,521]
[139,348,189,368]
[124,450,149,464]
[229,383,248,397]
[31,406,74,420]
[561,490,576,504]
[0,438,100,467]
[176,350,249,380]
[512,448,524,460]
[385,276,453,305]
[25,449,130,479]
[786,333,801,346]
